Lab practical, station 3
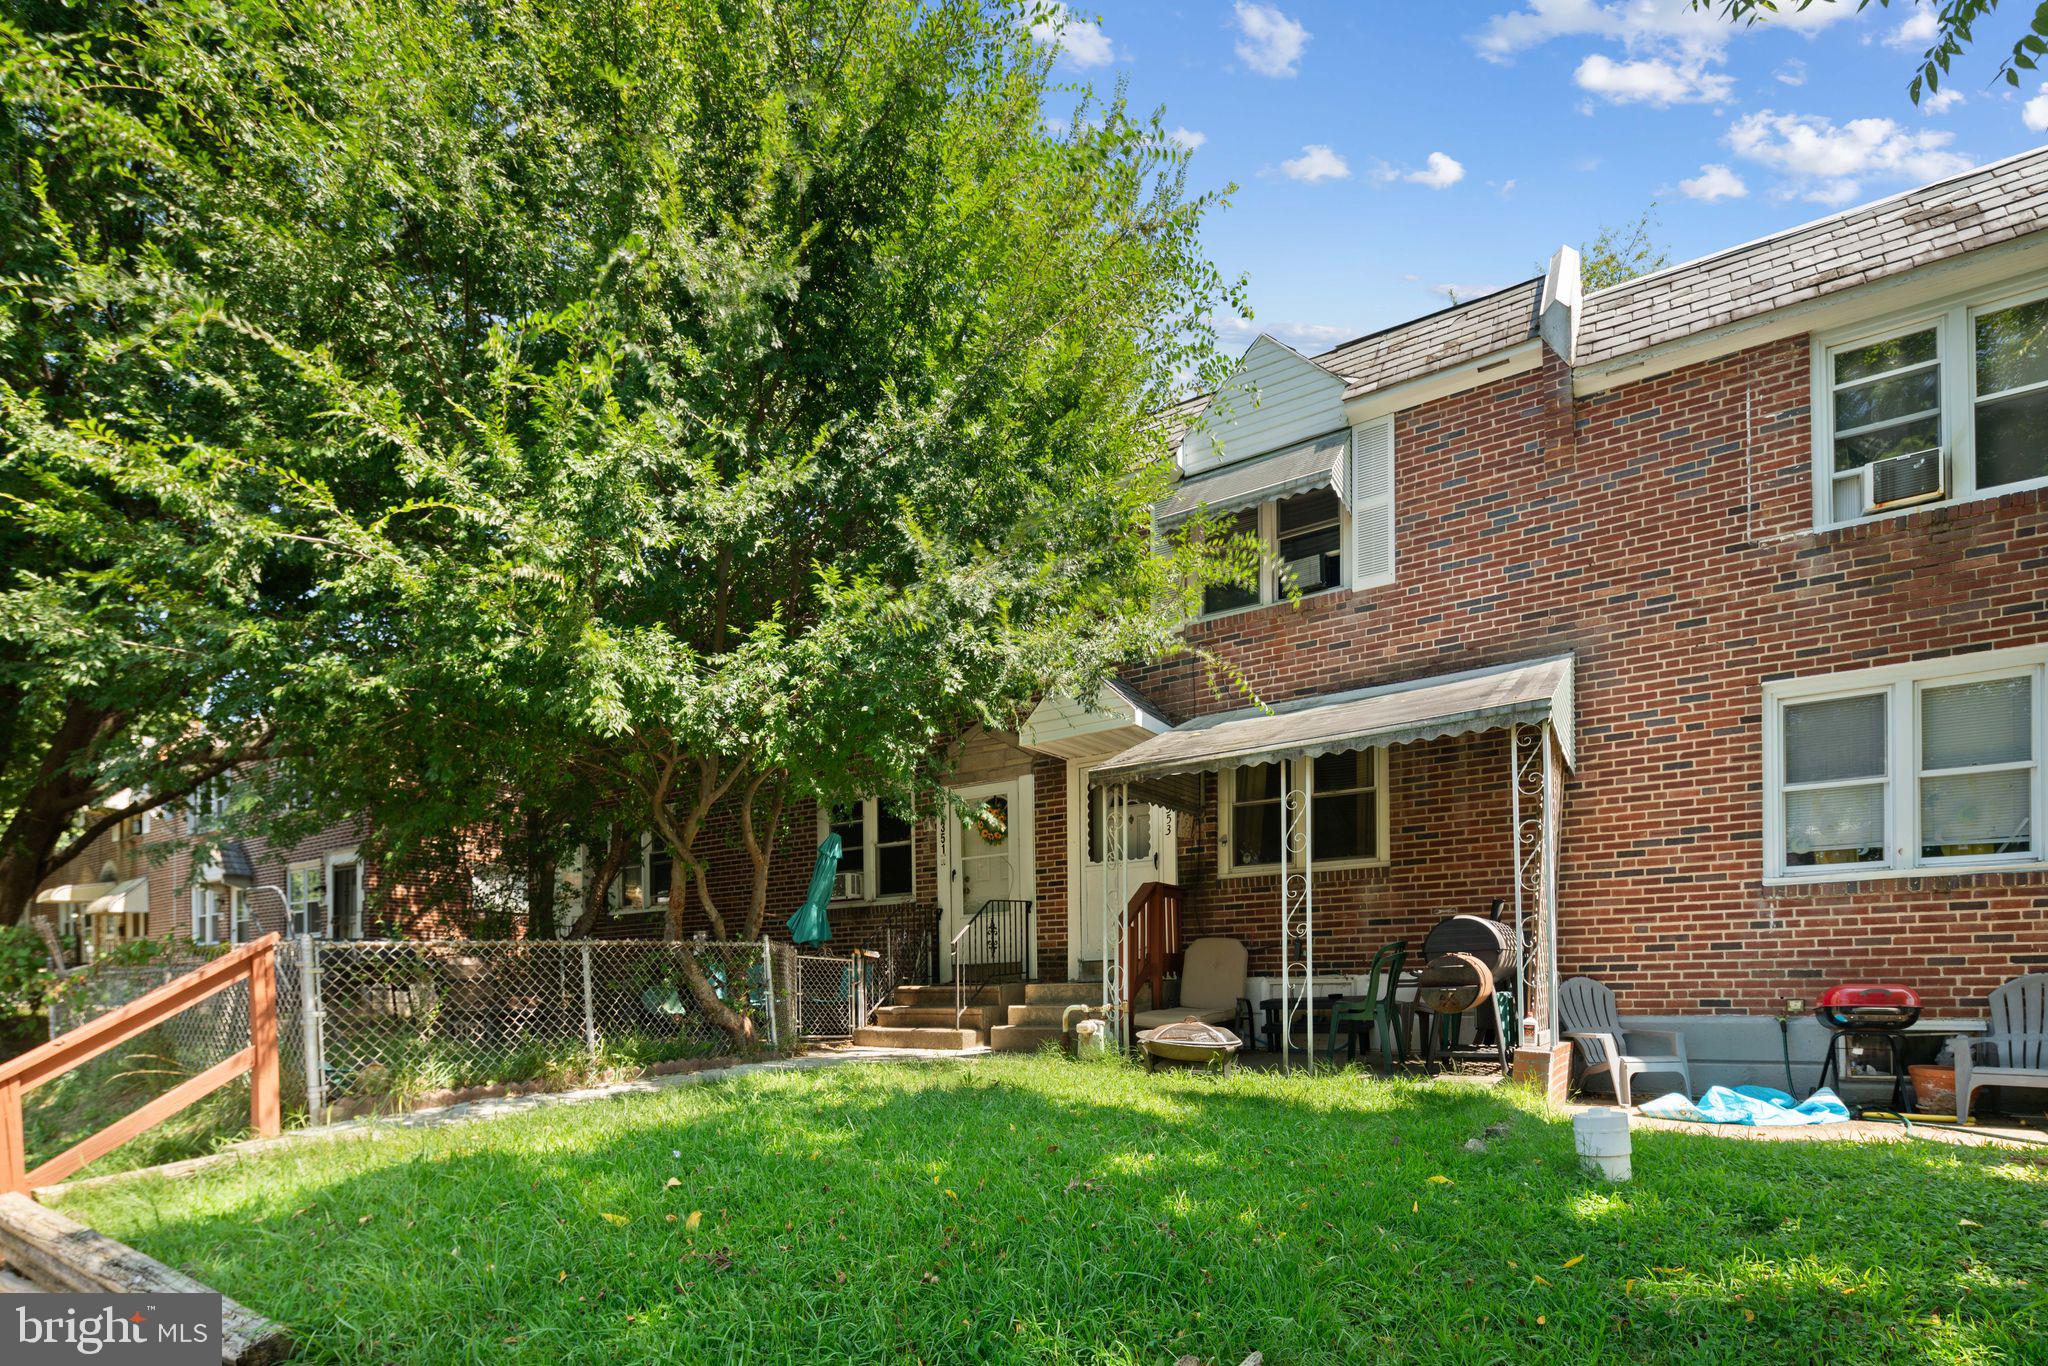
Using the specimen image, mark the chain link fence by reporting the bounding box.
[47,937,872,1126]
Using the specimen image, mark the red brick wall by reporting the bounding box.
[1122,340,2048,1016]
[1158,734,1512,979]
[1032,756,1069,974]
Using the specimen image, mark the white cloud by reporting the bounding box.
[1574,53,1732,106]
[1678,162,1748,201]
[1165,125,1208,151]
[1233,2,1310,78]
[1474,0,1846,64]
[1922,87,1963,115]
[1210,316,1355,355]
[1883,6,1939,50]
[1402,151,1467,189]
[1279,143,1350,183]
[1725,110,1974,204]
[2026,87,2048,132]
[1031,5,1115,68]
[1774,58,1807,87]
[1375,153,1465,189]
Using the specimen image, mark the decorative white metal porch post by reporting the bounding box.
[1279,761,1314,1075]
[1511,721,1560,1046]
[1540,721,1562,1043]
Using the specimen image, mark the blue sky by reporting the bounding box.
[1032,1,2048,355]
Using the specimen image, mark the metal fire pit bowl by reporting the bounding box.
[1135,1019,1244,1073]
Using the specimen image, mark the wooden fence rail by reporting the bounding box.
[0,933,281,1194]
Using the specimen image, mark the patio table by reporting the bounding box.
[1260,974,1422,1055]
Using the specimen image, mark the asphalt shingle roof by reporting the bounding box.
[1577,145,2048,368]
[1316,278,1544,400]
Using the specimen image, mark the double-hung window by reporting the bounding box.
[821,798,914,902]
[1198,490,1349,617]
[191,887,229,945]
[1220,749,1388,874]
[1816,282,2048,525]
[1765,646,2046,880]
[286,864,327,938]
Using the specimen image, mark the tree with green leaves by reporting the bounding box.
[1696,0,2048,103]
[4,0,1251,1056]
[1580,207,1671,291]
[278,0,1250,1041]
[0,0,342,925]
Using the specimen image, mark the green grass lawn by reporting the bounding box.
[51,1054,2048,1364]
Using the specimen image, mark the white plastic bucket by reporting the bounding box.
[1573,1107,1632,1182]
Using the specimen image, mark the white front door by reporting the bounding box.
[942,777,1034,981]
[1069,760,1177,980]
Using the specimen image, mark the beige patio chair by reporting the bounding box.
[1955,972,2048,1122]
[1559,976,1692,1108]
[1132,937,1247,1032]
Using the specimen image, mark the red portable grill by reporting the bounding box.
[1813,983,1923,1112]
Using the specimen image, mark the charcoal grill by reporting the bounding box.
[1813,983,1922,1112]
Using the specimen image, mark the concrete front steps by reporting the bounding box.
[849,982,1023,1051]
[990,981,1105,1053]
[849,980,1109,1054]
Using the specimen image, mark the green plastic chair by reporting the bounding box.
[785,834,843,946]
[1326,941,1406,1065]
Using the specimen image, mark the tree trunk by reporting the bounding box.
[0,701,121,927]
[741,774,787,942]
[524,847,559,941]
[569,829,632,939]
[672,941,757,1051]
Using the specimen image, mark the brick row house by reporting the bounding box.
[741,148,2048,1087]
[34,149,2048,1092]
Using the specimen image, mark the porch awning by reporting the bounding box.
[1155,428,1349,527]
[37,877,148,917]
[1090,656,1575,810]
[1018,679,1172,762]
[35,882,116,906]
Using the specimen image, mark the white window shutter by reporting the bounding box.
[1349,418,1395,588]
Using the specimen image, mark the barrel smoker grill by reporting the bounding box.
[1412,900,1526,1069]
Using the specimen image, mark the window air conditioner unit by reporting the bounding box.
[833,870,863,901]
[1863,446,1946,513]
[1282,554,1328,591]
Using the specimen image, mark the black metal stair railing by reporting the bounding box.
[950,899,1033,1028]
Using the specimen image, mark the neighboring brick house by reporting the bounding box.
[29,787,471,957]
[696,147,2048,1086]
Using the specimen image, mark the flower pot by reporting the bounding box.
[1908,1064,1956,1113]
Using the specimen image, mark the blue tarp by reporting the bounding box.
[1638,1085,1852,1126]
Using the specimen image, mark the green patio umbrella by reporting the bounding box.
[786,834,843,945]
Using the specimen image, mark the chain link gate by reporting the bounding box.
[793,954,861,1040]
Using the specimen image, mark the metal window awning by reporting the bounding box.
[1155,428,1350,527]
[1089,656,1575,811]
[36,877,148,917]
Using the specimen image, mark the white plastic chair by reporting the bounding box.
[1955,973,2048,1122]
[1559,976,1692,1108]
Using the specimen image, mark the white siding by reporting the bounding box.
[1179,337,1348,475]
